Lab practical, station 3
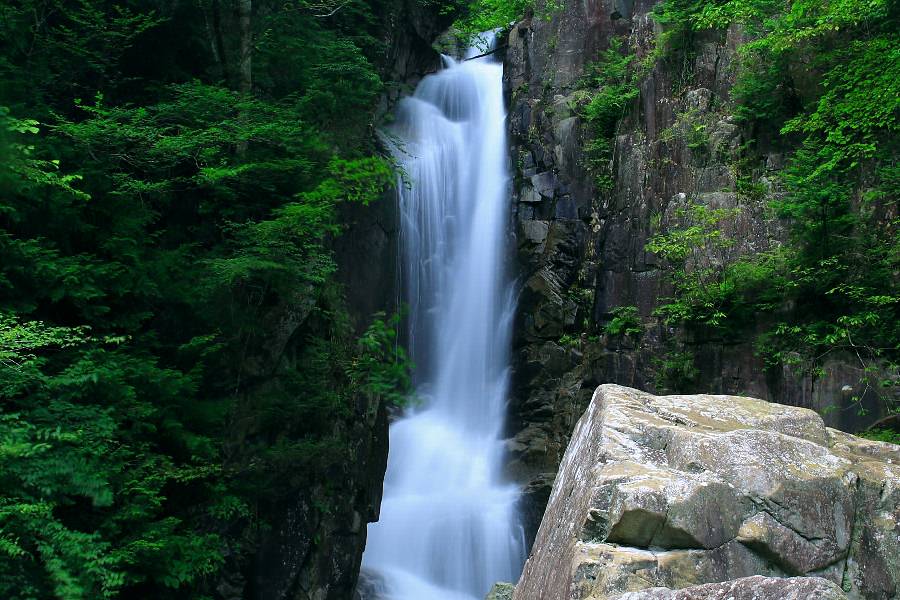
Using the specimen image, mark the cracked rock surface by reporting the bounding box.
[512,385,900,600]
[609,575,847,599]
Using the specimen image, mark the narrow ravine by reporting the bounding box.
[360,33,525,600]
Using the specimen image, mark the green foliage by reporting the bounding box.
[604,306,643,337]
[730,50,798,129]
[773,37,898,256]
[206,156,394,293]
[0,0,413,596]
[454,0,530,41]
[646,203,748,329]
[653,350,699,394]
[558,333,580,348]
[0,109,89,202]
[0,316,225,598]
[647,0,899,413]
[858,428,900,445]
[0,1,164,117]
[678,109,710,153]
[349,313,414,408]
[658,108,711,155]
[574,38,640,189]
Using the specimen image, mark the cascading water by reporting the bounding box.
[360,34,525,600]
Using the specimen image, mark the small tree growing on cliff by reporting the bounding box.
[646,202,752,330]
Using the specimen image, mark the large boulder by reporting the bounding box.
[513,385,900,600]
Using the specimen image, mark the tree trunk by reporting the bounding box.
[202,0,229,83]
[239,0,252,94]
[236,0,252,157]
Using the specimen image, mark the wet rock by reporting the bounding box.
[520,220,550,245]
[521,184,543,204]
[353,569,387,600]
[531,172,558,199]
[513,385,900,600]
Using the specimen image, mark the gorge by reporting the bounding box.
[0,0,896,598]
[361,0,899,595]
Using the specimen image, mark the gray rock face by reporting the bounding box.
[513,385,900,600]
[251,393,390,600]
[502,0,894,550]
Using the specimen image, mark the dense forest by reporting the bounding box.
[0,0,430,597]
[0,0,897,598]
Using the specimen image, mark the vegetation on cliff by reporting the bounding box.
[640,0,898,416]
[0,0,417,597]
[1,0,897,595]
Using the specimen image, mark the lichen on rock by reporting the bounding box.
[485,581,515,600]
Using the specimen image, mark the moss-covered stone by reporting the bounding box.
[485,581,515,600]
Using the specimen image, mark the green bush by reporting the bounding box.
[0,0,414,595]
[653,351,700,394]
[604,306,643,337]
[574,38,640,189]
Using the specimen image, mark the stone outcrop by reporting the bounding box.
[513,385,900,600]
[250,395,389,600]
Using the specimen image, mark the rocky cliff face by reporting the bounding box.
[501,0,892,546]
[512,385,900,600]
[248,398,390,600]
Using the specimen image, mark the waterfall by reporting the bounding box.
[360,33,525,600]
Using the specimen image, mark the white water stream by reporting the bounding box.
[360,35,525,600]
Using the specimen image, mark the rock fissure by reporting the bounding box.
[601,533,739,555]
[839,474,862,593]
